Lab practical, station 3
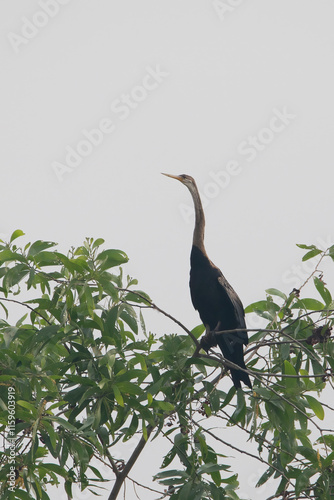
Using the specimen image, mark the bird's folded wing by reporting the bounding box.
[217,275,248,343]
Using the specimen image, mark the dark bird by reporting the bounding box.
[163,173,252,389]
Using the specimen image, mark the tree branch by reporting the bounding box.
[192,420,293,488]
[0,297,52,325]
[108,425,154,500]
[117,287,200,348]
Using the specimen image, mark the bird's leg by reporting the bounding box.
[192,326,210,357]
[212,321,224,347]
[200,324,218,352]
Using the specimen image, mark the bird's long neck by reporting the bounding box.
[189,184,206,254]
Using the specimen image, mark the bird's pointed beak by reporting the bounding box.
[161,173,184,182]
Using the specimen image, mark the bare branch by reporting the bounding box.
[191,420,292,488]
[117,287,200,348]
[108,426,154,500]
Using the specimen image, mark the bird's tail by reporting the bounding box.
[216,334,252,389]
[230,365,252,390]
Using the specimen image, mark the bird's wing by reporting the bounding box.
[217,275,247,334]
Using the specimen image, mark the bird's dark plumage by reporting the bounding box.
[190,245,251,389]
[163,173,251,389]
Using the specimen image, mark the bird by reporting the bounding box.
[163,173,252,389]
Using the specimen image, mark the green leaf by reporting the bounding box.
[124,290,151,304]
[0,249,27,265]
[254,386,277,402]
[142,419,148,441]
[54,252,87,273]
[42,421,58,451]
[230,388,246,423]
[88,464,104,481]
[98,276,119,301]
[113,385,124,407]
[292,298,324,311]
[47,416,79,432]
[33,251,59,266]
[191,323,206,339]
[313,276,332,305]
[155,401,174,412]
[40,462,67,478]
[328,245,334,261]
[280,341,291,361]
[28,240,57,257]
[124,413,139,440]
[65,479,72,498]
[302,248,323,261]
[10,489,34,500]
[256,467,275,488]
[210,470,221,488]
[116,381,143,396]
[161,448,177,469]
[93,238,105,249]
[317,434,334,450]
[0,249,16,264]
[97,249,129,270]
[296,243,318,250]
[221,386,236,409]
[311,358,325,378]
[68,256,90,271]
[297,446,319,465]
[10,229,25,242]
[0,301,8,319]
[120,308,138,334]
[210,389,221,413]
[197,463,230,474]
[36,325,60,343]
[17,400,38,416]
[3,263,29,290]
[295,469,313,497]
[244,300,267,314]
[173,432,190,468]
[283,360,298,391]
[305,395,324,420]
[176,481,194,500]
[84,286,95,316]
[154,469,189,480]
[322,450,334,469]
[266,288,287,301]
[244,299,280,319]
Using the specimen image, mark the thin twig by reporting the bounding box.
[127,476,163,496]
[191,420,292,488]
[0,297,51,325]
[117,287,200,348]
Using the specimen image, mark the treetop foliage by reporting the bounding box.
[0,231,333,499]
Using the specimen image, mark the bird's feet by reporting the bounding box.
[200,328,218,352]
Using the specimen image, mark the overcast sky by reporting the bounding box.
[1,1,334,499]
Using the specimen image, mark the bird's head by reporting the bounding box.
[162,172,205,247]
[162,173,196,189]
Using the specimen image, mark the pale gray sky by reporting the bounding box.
[1,1,334,499]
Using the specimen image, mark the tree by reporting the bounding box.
[0,230,333,500]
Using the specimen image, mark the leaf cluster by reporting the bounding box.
[0,234,333,499]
